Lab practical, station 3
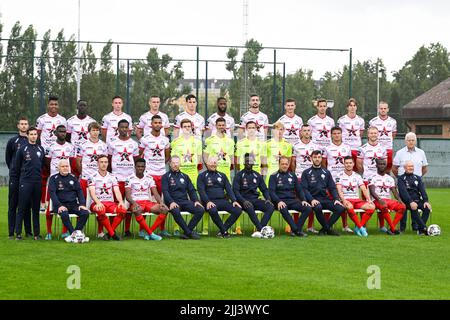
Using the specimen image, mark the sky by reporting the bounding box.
[1,0,449,80]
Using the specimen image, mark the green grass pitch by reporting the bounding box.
[0,187,449,300]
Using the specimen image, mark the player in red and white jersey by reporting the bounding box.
[356,127,387,181]
[238,94,269,141]
[124,159,170,241]
[335,156,376,237]
[205,97,235,138]
[101,96,132,143]
[321,126,353,233]
[369,101,397,171]
[277,98,303,145]
[307,98,335,150]
[136,96,170,139]
[173,94,205,138]
[88,155,125,241]
[337,98,365,163]
[368,158,406,235]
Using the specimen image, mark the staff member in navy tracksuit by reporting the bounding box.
[48,159,89,236]
[269,156,312,237]
[197,156,242,238]
[397,161,432,235]
[162,156,203,240]
[301,150,345,236]
[13,127,46,240]
[5,117,31,239]
[233,152,274,236]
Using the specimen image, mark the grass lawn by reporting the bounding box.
[0,187,449,300]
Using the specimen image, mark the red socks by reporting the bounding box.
[149,214,166,234]
[346,208,362,228]
[307,212,314,228]
[136,215,153,235]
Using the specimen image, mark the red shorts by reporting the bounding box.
[151,175,162,195]
[90,201,125,215]
[136,200,157,212]
[346,198,370,209]
[70,157,80,178]
[386,149,393,171]
[373,198,405,212]
[80,178,88,198]
[351,150,358,170]
[113,181,126,202]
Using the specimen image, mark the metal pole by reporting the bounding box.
[126,59,130,115]
[205,60,208,119]
[282,62,286,112]
[76,0,81,102]
[196,47,199,100]
[116,44,120,95]
[30,42,35,121]
[39,58,45,115]
[273,49,277,115]
[376,59,380,107]
[349,48,353,98]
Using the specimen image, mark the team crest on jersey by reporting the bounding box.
[414,180,418,186]
[319,126,329,138]
[379,182,389,193]
[58,181,64,190]
[346,182,355,192]
[288,177,293,183]
[217,177,222,182]
[37,151,41,157]
[348,126,357,137]
[180,178,185,184]
[119,148,131,162]
[78,128,88,140]
[243,178,248,187]
[150,144,163,157]
[100,183,109,195]
[334,152,344,165]
[321,174,326,180]
[69,180,74,185]
[253,178,257,184]
[170,178,176,186]
[380,127,390,136]
[287,126,297,136]
[207,178,213,186]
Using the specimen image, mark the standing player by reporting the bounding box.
[238,94,269,141]
[335,156,376,237]
[136,95,170,139]
[235,121,267,173]
[337,98,365,164]
[173,94,205,138]
[101,96,132,143]
[205,97,235,138]
[307,99,335,151]
[277,98,303,145]
[368,159,406,235]
[369,101,397,171]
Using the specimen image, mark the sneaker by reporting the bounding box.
[386,229,400,236]
[179,233,190,240]
[40,206,46,212]
[45,233,52,240]
[145,233,162,241]
[97,232,105,239]
[342,226,354,233]
[159,230,172,237]
[360,227,369,237]
[251,231,263,238]
[123,231,132,238]
[235,227,243,235]
[318,228,328,236]
[173,230,181,237]
[111,233,121,241]
[306,227,319,234]
[25,233,33,238]
[138,230,148,238]
[217,231,231,238]
[103,233,111,241]
[379,226,388,233]
[417,228,428,236]
[285,225,292,234]
[326,229,340,236]
[200,230,209,236]
[34,235,43,240]
[61,232,70,239]
[189,232,201,240]
[64,235,73,243]
[294,231,308,237]
[15,235,23,241]
[353,227,363,237]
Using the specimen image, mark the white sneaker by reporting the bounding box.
[64,236,73,243]
[251,231,263,238]
[307,227,319,234]
[97,232,105,238]
[342,226,354,233]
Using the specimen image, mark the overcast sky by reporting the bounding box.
[1,0,449,80]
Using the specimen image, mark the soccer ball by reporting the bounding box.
[261,226,275,239]
[71,230,86,243]
[427,224,441,236]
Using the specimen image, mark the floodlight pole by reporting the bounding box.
[76,0,81,102]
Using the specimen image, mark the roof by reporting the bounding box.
[401,77,450,120]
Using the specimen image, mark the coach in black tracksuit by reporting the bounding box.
[300,150,345,236]
[13,127,46,240]
[233,153,274,231]
[5,120,31,238]
[269,156,312,237]
[48,160,89,235]
[162,156,203,240]
[197,157,242,238]
[397,161,431,234]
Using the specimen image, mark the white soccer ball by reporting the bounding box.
[71,230,85,243]
[261,226,275,239]
[427,224,441,236]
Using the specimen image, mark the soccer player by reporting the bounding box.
[337,98,365,164]
[88,155,124,241]
[238,94,269,141]
[101,96,132,143]
[136,95,170,139]
[197,156,242,238]
[13,127,46,240]
[335,156,376,237]
[368,158,406,235]
[162,156,204,240]
[301,150,345,236]
[233,153,274,237]
[265,121,292,184]
[269,156,312,237]
[277,98,303,145]
[125,158,170,241]
[369,101,397,171]
[44,125,75,240]
[205,97,235,138]
[48,160,89,239]
[307,99,335,150]
[235,121,267,174]
[397,161,432,235]
[6,117,31,239]
[173,94,205,138]
[322,126,352,233]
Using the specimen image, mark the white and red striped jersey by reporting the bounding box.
[239,111,269,141]
[357,142,387,180]
[46,142,75,176]
[137,111,170,137]
[101,111,133,142]
[88,171,118,202]
[369,116,397,150]
[36,113,67,150]
[369,173,396,200]
[107,137,139,182]
[277,114,303,145]
[66,115,96,155]
[77,139,108,180]
[293,140,319,178]
[323,142,352,181]
[206,112,236,138]
[139,133,170,176]
[125,175,156,201]
[307,115,335,149]
[335,171,365,200]
[337,114,365,150]
[174,111,205,138]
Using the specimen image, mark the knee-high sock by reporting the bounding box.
[381,209,396,232]
[46,210,53,234]
[98,214,115,236]
[307,212,315,228]
[111,213,126,231]
[360,209,375,226]
[392,210,405,230]
[378,213,385,227]
[159,216,166,231]
[347,208,362,228]
[135,215,153,235]
[97,219,104,234]
[149,214,166,234]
